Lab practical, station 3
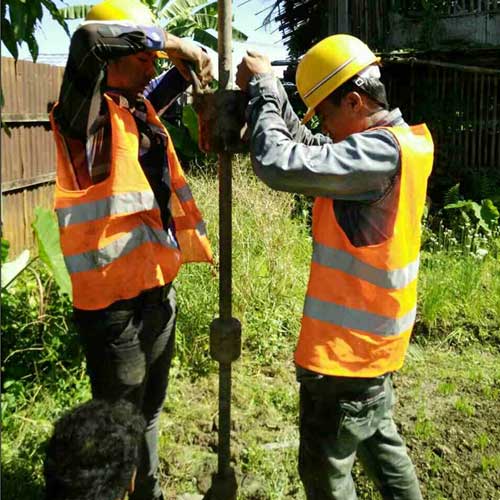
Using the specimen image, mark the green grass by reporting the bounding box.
[2,158,500,499]
[417,250,500,345]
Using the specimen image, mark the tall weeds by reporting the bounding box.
[175,158,311,375]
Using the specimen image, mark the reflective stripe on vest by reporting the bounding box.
[312,242,420,289]
[196,220,207,237]
[64,224,178,274]
[56,191,158,227]
[175,184,194,203]
[304,296,417,336]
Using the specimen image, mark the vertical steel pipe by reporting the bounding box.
[213,0,237,497]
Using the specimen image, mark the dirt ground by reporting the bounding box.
[392,346,500,500]
[158,344,499,499]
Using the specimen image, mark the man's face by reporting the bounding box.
[107,51,157,95]
[315,92,365,143]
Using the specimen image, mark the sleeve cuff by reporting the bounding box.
[247,73,281,99]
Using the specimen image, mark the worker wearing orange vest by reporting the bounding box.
[51,1,213,498]
[237,35,432,499]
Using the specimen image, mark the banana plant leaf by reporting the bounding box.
[32,207,72,296]
[58,4,93,19]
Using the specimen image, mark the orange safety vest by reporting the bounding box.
[51,94,212,310]
[295,124,433,377]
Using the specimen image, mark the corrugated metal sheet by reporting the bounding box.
[2,57,64,115]
[2,185,55,255]
[1,125,57,183]
[1,57,63,254]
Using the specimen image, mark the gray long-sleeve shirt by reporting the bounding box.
[246,73,407,247]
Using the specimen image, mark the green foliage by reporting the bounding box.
[2,160,500,499]
[58,4,92,19]
[32,207,72,296]
[174,158,310,375]
[158,0,247,52]
[163,104,207,161]
[423,184,500,257]
[60,0,248,53]
[417,251,500,346]
[1,0,69,61]
[443,182,460,206]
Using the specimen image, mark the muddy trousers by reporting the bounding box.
[74,285,176,500]
[298,372,422,500]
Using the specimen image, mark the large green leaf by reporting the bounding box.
[164,121,198,158]
[163,0,212,19]
[192,27,218,51]
[1,0,69,61]
[230,26,248,42]
[167,18,197,36]
[192,12,218,31]
[182,104,199,144]
[481,199,500,230]
[1,3,19,60]
[32,207,72,296]
[41,0,70,34]
[8,1,28,41]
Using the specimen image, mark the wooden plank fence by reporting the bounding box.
[1,57,64,255]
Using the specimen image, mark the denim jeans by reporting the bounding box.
[298,370,422,500]
[74,285,176,500]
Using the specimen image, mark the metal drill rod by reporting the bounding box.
[218,362,232,472]
[218,151,233,478]
[212,0,237,497]
[219,152,233,320]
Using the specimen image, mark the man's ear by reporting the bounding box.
[343,91,364,113]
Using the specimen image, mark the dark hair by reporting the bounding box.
[328,76,389,110]
[44,399,145,500]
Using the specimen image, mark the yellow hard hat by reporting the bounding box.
[296,34,380,124]
[86,0,154,24]
[85,0,169,58]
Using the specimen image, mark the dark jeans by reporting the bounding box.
[298,370,422,500]
[73,285,176,500]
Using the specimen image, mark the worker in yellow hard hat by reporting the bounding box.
[50,1,214,499]
[237,34,433,499]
